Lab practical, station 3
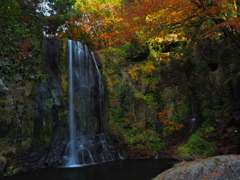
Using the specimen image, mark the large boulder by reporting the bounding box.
[152,155,240,180]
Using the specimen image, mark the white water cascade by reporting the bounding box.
[190,96,196,133]
[68,40,77,165]
[64,40,116,167]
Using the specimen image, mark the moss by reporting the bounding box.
[51,89,60,106]
[162,88,178,102]
[59,38,69,102]
[23,81,34,97]
[41,98,55,109]
[16,138,32,152]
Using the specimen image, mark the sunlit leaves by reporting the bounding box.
[60,0,123,49]
[128,66,140,81]
[128,60,157,88]
[114,0,239,44]
[201,17,240,39]
[60,0,239,49]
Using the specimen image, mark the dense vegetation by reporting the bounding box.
[1,0,240,176]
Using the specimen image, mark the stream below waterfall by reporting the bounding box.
[2,159,175,180]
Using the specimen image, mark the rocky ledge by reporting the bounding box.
[152,155,240,180]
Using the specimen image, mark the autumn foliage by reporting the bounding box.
[158,110,184,131]
[60,0,240,49]
[124,113,144,127]
[128,60,156,81]
[117,0,240,42]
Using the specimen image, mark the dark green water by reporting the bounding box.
[2,159,175,180]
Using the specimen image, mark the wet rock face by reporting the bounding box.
[34,38,64,138]
[152,155,240,180]
[21,134,68,169]
[19,38,68,169]
[42,37,62,74]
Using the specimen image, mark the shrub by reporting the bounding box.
[178,131,215,158]
[129,129,165,152]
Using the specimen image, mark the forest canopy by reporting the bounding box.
[56,0,240,50]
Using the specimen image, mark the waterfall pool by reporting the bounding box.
[2,159,175,180]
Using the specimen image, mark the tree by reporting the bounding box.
[0,0,46,83]
[115,0,240,45]
[39,0,77,36]
[58,0,123,50]
[58,0,240,50]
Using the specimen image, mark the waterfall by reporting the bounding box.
[64,40,115,167]
[68,40,77,165]
[190,118,196,132]
[190,95,196,133]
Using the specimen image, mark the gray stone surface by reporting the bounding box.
[152,155,240,180]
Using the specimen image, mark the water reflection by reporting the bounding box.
[2,159,175,180]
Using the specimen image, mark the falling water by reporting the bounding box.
[65,40,116,167]
[190,118,196,132]
[68,40,77,165]
[190,95,196,132]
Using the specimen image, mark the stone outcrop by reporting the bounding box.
[152,155,240,180]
